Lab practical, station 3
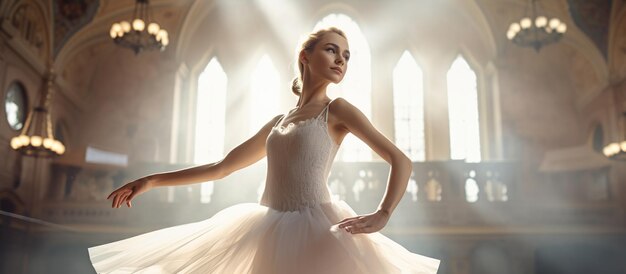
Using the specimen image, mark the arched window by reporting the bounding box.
[195,58,227,203]
[314,14,372,162]
[393,51,425,161]
[447,55,481,162]
[249,54,280,135]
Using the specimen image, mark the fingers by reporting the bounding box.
[112,193,121,208]
[112,193,120,208]
[347,226,368,234]
[107,181,136,200]
[335,213,387,234]
[126,188,139,204]
[337,217,371,234]
[338,216,359,224]
[338,219,362,229]
[116,193,129,208]
[344,223,370,234]
[121,191,133,208]
[110,190,132,208]
[107,188,123,200]
[337,216,362,227]
[107,182,141,208]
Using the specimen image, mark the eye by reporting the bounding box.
[326,48,336,54]
[344,54,350,61]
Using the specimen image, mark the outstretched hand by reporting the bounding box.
[107,177,154,208]
[336,210,390,234]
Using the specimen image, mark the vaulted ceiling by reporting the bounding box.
[3,0,625,111]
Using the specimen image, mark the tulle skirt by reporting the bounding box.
[88,200,440,274]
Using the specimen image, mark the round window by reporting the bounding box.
[5,82,28,131]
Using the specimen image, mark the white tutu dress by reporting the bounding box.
[88,100,440,273]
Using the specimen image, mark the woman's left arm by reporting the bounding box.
[331,98,413,234]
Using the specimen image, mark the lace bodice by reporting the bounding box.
[260,100,339,211]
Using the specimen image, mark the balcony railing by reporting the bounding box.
[2,160,612,232]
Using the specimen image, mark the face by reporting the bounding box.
[302,32,350,84]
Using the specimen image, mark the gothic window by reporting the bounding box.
[393,51,425,161]
[249,54,280,135]
[195,58,227,203]
[447,55,481,162]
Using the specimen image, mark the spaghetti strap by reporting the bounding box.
[316,98,336,123]
[277,99,336,129]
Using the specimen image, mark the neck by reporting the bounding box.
[297,71,331,109]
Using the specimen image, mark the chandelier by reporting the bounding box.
[603,112,626,161]
[506,0,567,51]
[10,71,65,157]
[109,0,169,54]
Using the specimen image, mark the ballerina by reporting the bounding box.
[90,27,440,274]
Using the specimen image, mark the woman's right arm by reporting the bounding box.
[108,114,283,208]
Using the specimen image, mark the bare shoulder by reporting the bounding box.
[329,97,369,129]
[325,97,373,147]
[330,97,355,112]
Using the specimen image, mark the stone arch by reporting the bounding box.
[460,0,498,60]
[7,0,51,60]
[175,0,219,62]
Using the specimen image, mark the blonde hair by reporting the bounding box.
[292,27,347,96]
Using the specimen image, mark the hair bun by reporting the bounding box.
[291,77,302,96]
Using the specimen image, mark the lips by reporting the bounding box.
[331,67,343,75]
